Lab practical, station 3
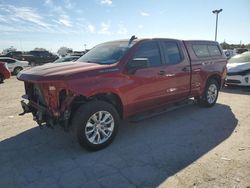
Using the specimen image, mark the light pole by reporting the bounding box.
[212,9,223,41]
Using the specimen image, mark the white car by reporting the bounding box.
[0,57,29,75]
[226,52,250,86]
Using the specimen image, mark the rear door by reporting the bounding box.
[158,40,191,101]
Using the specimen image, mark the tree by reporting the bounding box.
[57,47,73,57]
[2,46,17,55]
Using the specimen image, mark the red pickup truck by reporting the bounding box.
[17,37,227,150]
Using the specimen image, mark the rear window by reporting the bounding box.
[193,44,221,57]
[193,45,210,57]
[208,45,221,56]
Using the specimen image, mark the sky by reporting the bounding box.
[0,0,249,53]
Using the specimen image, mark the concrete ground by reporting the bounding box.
[0,77,249,188]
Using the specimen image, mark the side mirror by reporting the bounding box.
[127,58,149,74]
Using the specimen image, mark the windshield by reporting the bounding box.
[54,56,77,63]
[229,53,250,63]
[77,41,133,64]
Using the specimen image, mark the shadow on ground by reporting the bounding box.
[0,103,237,188]
[221,85,250,95]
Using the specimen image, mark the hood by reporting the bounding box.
[17,61,112,82]
[227,62,250,73]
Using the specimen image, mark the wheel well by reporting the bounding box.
[70,93,123,119]
[94,93,123,118]
[208,74,221,88]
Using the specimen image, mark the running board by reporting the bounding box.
[129,99,194,123]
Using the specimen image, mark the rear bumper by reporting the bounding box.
[226,74,250,86]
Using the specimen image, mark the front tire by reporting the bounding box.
[72,101,119,151]
[197,79,219,107]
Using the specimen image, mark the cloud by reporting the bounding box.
[140,11,150,16]
[44,0,53,5]
[64,0,73,9]
[0,25,21,32]
[57,15,72,27]
[87,24,95,33]
[99,22,111,34]
[0,5,49,28]
[117,24,128,35]
[100,0,112,6]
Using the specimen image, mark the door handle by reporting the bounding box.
[158,70,166,76]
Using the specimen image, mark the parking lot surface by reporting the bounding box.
[0,77,250,188]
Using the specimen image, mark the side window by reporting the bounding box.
[9,59,16,63]
[193,44,210,57]
[3,59,15,64]
[132,41,162,67]
[162,42,182,64]
[208,45,221,56]
[30,51,38,57]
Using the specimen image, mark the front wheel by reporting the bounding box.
[197,79,219,107]
[72,101,119,151]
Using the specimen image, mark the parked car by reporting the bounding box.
[0,51,23,59]
[226,52,250,86]
[17,37,227,150]
[21,51,58,66]
[233,48,248,55]
[0,57,29,75]
[0,62,11,83]
[53,56,79,63]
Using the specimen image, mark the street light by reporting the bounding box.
[212,9,223,41]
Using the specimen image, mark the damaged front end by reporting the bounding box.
[19,82,75,129]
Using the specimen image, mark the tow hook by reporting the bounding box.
[19,100,31,116]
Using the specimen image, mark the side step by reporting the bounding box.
[129,99,194,122]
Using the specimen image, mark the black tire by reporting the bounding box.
[13,67,23,75]
[72,100,119,151]
[0,74,4,83]
[197,79,219,107]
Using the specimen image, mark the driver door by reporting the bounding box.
[125,41,169,115]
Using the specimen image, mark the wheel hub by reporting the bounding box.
[85,111,114,145]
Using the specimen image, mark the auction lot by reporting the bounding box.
[0,77,249,188]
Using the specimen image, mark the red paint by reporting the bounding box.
[0,62,11,81]
[17,39,227,122]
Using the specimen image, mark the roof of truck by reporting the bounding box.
[102,38,217,44]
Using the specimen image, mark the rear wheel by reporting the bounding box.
[197,79,219,107]
[13,67,23,75]
[72,101,119,151]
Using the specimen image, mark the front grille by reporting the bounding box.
[226,79,241,84]
[227,69,250,76]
